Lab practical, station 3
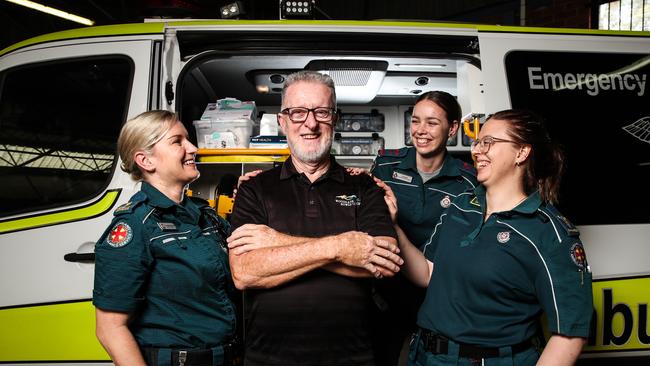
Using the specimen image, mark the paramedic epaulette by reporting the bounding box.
[377,148,407,158]
[113,192,147,216]
[546,205,580,237]
[458,160,477,175]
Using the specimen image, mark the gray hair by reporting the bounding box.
[117,110,177,181]
[281,70,337,109]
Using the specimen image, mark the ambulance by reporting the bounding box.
[0,20,648,365]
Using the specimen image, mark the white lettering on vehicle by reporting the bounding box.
[527,67,647,96]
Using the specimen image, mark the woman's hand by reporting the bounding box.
[233,169,263,199]
[373,177,397,224]
[346,167,370,176]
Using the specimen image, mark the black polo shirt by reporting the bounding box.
[231,156,396,366]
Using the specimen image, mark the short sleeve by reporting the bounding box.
[421,214,446,261]
[356,175,396,239]
[533,236,593,337]
[92,215,153,312]
[230,178,268,231]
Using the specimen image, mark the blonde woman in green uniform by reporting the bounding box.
[93,111,237,366]
[378,109,593,365]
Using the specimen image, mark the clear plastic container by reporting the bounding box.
[193,119,254,148]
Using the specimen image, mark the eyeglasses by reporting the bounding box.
[280,107,336,124]
[470,136,518,153]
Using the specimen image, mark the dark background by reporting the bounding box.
[1,0,598,51]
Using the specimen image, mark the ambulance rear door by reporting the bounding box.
[0,34,160,364]
[478,29,650,363]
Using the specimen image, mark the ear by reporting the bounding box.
[516,144,532,165]
[448,120,460,138]
[134,151,155,174]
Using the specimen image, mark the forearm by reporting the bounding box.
[395,225,432,287]
[95,309,146,366]
[229,235,338,289]
[537,335,586,366]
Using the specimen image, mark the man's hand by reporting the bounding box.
[334,232,402,278]
[227,224,291,255]
[373,177,397,224]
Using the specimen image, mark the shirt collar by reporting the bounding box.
[396,148,462,179]
[473,185,542,215]
[141,182,177,209]
[280,155,345,183]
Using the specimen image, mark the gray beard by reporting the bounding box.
[287,135,332,164]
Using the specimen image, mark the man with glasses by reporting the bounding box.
[228,70,403,366]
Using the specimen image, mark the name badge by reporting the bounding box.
[157,222,177,231]
[392,171,413,183]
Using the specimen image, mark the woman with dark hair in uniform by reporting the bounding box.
[93,110,237,366]
[379,109,592,365]
[370,91,476,366]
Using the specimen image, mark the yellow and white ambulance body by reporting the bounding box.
[0,20,648,365]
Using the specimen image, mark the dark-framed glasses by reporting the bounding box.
[281,107,336,124]
[470,136,518,153]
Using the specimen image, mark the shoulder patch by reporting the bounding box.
[570,242,588,271]
[106,221,133,248]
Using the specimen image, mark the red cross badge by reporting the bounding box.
[106,222,133,247]
[570,243,587,270]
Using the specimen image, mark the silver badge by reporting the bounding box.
[440,195,451,208]
[497,231,510,244]
[392,171,413,183]
[157,222,177,231]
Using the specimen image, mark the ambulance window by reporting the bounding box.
[505,50,650,225]
[0,57,132,217]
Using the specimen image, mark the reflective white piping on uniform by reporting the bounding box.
[385,180,419,188]
[422,213,447,254]
[142,208,156,224]
[461,175,476,188]
[450,202,482,215]
[150,230,192,242]
[538,209,561,243]
[496,220,561,333]
[458,191,474,197]
[377,161,401,167]
[426,187,457,197]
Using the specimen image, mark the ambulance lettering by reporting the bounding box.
[584,276,650,353]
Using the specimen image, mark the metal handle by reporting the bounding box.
[63,252,95,262]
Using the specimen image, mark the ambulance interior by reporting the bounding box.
[177,46,484,201]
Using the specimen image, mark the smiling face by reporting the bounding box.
[410,99,457,158]
[472,118,522,188]
[278,81,335,166]
[146,120,199,187]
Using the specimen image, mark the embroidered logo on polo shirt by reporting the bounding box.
[570,243,588,270]
[497,231,510,244]
[107,222,133,248]
[392,171,413,183]
[440,195,451,208]
[335,194,361,206]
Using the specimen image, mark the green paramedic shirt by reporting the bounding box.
[417,186,593,347]
[93,182,236,348]
[371,147,477,249]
